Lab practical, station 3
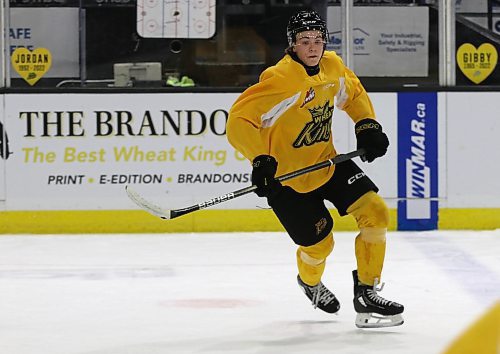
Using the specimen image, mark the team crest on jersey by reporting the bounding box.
[300,87,315,108]
[293,101,334,147]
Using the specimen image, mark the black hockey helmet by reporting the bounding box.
[286,10,328,47]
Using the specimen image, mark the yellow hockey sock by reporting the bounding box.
[296,233,334,286]
[347,191,389,285]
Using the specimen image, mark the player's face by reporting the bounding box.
[293,30,325,67]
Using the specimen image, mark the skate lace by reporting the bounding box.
[366,279,394,307]
[311,283,336,309]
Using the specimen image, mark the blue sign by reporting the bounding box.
[397,92,438,230]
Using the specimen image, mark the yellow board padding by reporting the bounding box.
[0,208,387,234]
[0,208,498,234]
[438,208,500,230]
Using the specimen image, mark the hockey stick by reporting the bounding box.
[126,148,365,220]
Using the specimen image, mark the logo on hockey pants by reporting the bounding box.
[315,217,327,235]
[348,172,365,185]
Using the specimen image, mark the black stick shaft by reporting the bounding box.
[170,149,365,219]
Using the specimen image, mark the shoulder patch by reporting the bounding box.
[300,87,316,108]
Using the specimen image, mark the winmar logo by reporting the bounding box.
[293,101,333,147]
[406,103,430,201]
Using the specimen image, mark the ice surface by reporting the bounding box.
[0,230,498,354]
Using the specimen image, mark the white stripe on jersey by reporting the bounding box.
[335,77,349,109]
[261,92,301,128]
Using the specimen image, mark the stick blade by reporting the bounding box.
[125,186,171,220]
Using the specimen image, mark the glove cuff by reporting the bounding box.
[355,118,383,135]
[252,155,277,168]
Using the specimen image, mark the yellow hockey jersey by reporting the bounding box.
[227,51,376,193]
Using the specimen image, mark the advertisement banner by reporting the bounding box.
[5,93,262,211]
[4,92,399,213]
[327,6,429,77]
[397,92,438,230]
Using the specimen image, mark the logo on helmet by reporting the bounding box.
[287,10,329,47]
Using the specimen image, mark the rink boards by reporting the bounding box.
[0,91,498,233]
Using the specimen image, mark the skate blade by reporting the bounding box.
[355,313,404,328]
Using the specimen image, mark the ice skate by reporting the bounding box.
[352,270,404,328]
[297,275,340,314]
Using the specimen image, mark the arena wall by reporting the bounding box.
[0,91,498,233]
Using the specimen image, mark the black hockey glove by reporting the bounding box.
[355,118,389,163]
[251,155,282,198]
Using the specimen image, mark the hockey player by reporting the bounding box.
[226,10,404,328]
